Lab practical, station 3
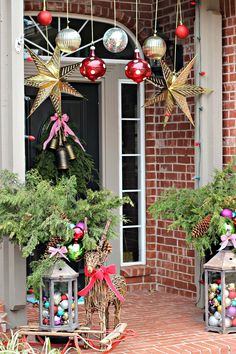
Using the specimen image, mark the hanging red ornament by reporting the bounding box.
[175,23,189,39]
[80,46,106,82]
[37,10,52,26]
[125,48,151,84]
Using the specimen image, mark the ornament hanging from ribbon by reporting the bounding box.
[43,113,84,170]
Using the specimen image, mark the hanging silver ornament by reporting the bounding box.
[55,28,81,53]
[142,34,166,60]
[103,27,128,53]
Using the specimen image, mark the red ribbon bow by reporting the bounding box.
[78,264,125,302]
[43,113,85,151]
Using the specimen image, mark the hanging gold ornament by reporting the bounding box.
[145,56,212,125]
[142,34,166,60]
[56,28,81,54]
[24,45,84,117]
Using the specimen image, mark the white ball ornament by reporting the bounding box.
[42,309,49,318]
[224,289,229,298]
[210,283,218,292]
[225,316,232,328]
[103,27,128,53]
[63,312,69,321]
[60,300,69,310]
[55,28,81,53]
[214,311,221,320]
[209,292,215,300]
[225,297,232,308]
[54,292,61,305]
[228,283,236,290]
[208,315,218,326]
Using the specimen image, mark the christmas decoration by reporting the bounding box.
[80,46,106,81]
[175,23,189,39]
[103,27,128,53]
[142,34,166,60]
[145,56,211,125]
[56,28,81,54]
[125,48,151,84]
[221,208,233,218]
[24,46,84,117]
[37,10,52,26]
[67,242,84,262]
[191,214,212,238]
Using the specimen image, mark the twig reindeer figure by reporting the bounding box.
[79,219,127,338]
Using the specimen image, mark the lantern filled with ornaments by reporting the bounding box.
[204,236,236,333]
[125,48,151,84]
[39,261,79,331]
[80,46,106,82]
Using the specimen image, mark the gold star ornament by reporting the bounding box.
[25,46,84,117]
[145,57,212,125]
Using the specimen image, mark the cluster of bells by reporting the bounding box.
[208,281,236,328]
[49,130,77,170]
[36,9,189,84]
[42,292,76,326]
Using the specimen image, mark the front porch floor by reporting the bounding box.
[27,291,236,354]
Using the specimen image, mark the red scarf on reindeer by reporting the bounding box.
[78,264,125,302]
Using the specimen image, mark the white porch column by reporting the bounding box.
[194,0,222,307]
[0,0,26,326]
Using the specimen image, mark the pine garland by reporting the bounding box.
[149,165,236,257]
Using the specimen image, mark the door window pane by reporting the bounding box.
[121,84,137,118]
[123,192,139,225]
[122,156,139,190]
[122,120,139,154]
[123,228,140,262]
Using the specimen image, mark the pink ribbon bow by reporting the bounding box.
[78,264,125,302]
[219,233,236,251]
[48,246,69,261]
[43,113,85,151]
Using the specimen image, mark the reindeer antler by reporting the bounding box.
[99,219,111,247]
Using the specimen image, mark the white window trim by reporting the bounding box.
[119,79,146,267]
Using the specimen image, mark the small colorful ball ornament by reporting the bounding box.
[231,300,236,307]
[71,302,75,310]
[42,309,49,318]
[63,312,69,321]
[175,23,189,39]
[228,283,236,290]
[142,34,167,60]
[80,46,106,82]
[232,317,236,326]
[68,242,84,262]
[54,305,58,315]
[210,283,218,292]
[209,305,217,314]
[217,295,222,303]
[44,301,50,309]
[220,208,233,218]
[225,289,229,298]
[209,292,216,300]
[61,294,68,301]
[54,292,61,305]
[60,300,69,310]
[103,27,128,53]
[125,48,151,84]
[74,223,84,241]
[208,315,218,326]
[217,305,222,313]
[57,308,64,317]
[55,28,81,54]
[229,290,236,299]
[214,311,222,320]
[37,10,52,26]
[225,297,232,307]
[227,305,236,317]
[54,315,61,326]
[225,316,232,328]
[43,318,49,325]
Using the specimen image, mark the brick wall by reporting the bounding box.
[220,0,236,165]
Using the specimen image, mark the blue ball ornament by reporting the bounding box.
[231,300,236,307]
[218,285,222,291]
[217,295,222,302]
[44,301,50,309]
[57,309,64,317]
[233,212,236,218]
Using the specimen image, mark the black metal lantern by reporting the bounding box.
[39,260,79,332]
[204,247,236,333]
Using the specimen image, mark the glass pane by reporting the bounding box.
[121,84,137,118]
[122,156,139,190]
[122,120,139,154]
[123,228,140,262]
[123,192,139,225]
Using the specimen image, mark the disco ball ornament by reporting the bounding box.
[56,28,81,53]
[142,34,167,60]
[175,23,189,39]
[37,10,52,26]
[103,27,128,53]
[125,48,151,84]
[80,46,106,81]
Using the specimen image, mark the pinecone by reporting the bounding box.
[192,215,212,238]
[43,236,64,258]
[102,239,112,254]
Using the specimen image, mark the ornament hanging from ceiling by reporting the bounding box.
[37,0,52,26]
[175,0,189,39]
[142,0,166,60]
[103,0,128,53]
[125,0,151,83]
[145,57,211,125]
[80,0,106,81]
[24,45,84,117]
[55,0,81,53]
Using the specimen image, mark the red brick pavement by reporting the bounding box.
[26,291,236,354]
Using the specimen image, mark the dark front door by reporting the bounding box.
[25,82,99,175]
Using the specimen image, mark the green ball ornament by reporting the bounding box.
[220,221,234,235]
[68,242,84,262]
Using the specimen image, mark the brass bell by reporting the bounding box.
[56,146,69,170]
[49,137,58,150]
[65,143,76,160]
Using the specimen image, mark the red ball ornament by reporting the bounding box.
[74,227,84,241]
[54,305,58,315]
[61,294,68,301]
[37,10,52,26]
[229,290,236,299]
[175,23,189,39]
[125,49,151,84]
[43,318,49,325]
[80,46,106,82]
[232,317,236,326]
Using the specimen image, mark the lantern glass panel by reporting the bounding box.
[41,280,50,327]
[207,271,222,328]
